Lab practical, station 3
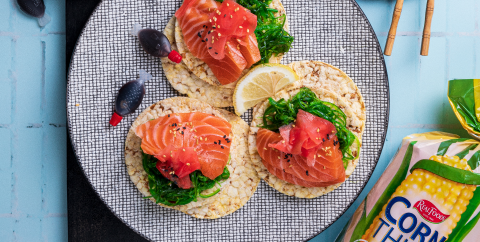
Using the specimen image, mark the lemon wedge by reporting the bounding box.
[233,64,299,116]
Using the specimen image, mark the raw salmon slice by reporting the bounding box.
[257,128,345,187]
[175,0,260,85]
[136,114,232,180]
[135,112,232,138]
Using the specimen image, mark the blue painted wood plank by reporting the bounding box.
[0,0,67,241]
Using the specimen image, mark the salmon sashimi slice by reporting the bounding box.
[136,114,232,180]
[175,0,260,85]
[269,110,337,166]
[155,146,200,189]
[237,34,261,69]
[263,162,345,188]
[135,112,232,138]
[257,128,345,187]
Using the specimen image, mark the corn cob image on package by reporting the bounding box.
[335,132,480,242]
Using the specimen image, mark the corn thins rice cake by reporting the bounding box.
[173,0,288,88]
[287,61,366,134]
[162,18,234,107]
[125,97,260,219]
[248,62,365,198]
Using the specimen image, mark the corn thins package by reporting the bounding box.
[335,132,480,242]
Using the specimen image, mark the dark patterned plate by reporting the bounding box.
[67,0,389,241]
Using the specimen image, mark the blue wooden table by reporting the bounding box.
[0,0,477,241]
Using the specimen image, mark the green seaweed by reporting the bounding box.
[142,152,230,206]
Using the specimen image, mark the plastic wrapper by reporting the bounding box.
[448,79,480,140]
[335,132,480,242]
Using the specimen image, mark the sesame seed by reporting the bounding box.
[75,103,80,106]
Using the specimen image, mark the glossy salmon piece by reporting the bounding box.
[257,128,345,187]
[237,34,261,68]
[135,112,231,138]
[175,0,260,85]
[269,110,337,167]
[136,113,232,180]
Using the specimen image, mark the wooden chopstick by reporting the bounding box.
[384,0,404,56]
[421,0,435,56]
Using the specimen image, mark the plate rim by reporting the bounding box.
[66,0,390,241]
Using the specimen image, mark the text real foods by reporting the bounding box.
[335,132,480,242]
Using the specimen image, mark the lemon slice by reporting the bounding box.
[233,64,299,116]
